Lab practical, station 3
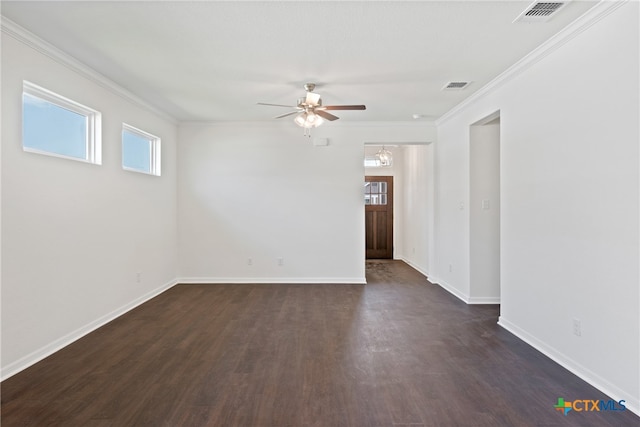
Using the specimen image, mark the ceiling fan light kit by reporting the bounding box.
[258,83,366,137]
[295,111,324,127]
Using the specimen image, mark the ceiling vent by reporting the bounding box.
[514,1,569,23]
[442,81,470,90]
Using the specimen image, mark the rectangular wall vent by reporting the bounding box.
[442,81,470,90]
[514,1,568,23]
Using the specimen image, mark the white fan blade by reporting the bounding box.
[257,102,297,108]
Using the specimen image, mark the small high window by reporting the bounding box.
[22,81,102,164]
[364,156,383,168]
[122,124,161,176]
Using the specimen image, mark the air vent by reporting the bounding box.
[442,81,470,90]
[514,1,569,23]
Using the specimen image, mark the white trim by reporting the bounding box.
[177,277,367,285]
[1,17,177,125]
[23,80,103,165]
[436,0,628,126]
[22,147,101,165]
[428,276,470,304]
[470,109,501,127]
[122,123,162,176]
[400,257,431,280]
[467,296,500,305]
[428,276,500,305]
[0,278,178,381]
[498,316,639,416]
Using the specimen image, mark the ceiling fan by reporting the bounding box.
[257,83,366,135]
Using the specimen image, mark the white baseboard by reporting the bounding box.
[425,276,500,305]
[498,316,639,416]
[177,277,367,285]
[1,278,178,381]
[430,277,469,304]
[467,296,501,305]
[400,257,430,279]
[428,276,470,304]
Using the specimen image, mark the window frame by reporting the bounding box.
[364,156,383,168]
[22,81,102,164]
[121,123,161,176]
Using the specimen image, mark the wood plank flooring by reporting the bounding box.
[2,260,638,426]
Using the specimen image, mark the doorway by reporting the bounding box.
[469,112,501,302]
[365,176,393,259]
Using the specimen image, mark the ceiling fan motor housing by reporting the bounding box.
[298,97,322,109]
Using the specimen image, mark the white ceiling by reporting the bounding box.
[2,1,598,123]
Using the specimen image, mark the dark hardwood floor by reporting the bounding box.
[2,260,638,426]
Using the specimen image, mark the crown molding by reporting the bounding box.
[436,0,628,126]
[1,16,177,125]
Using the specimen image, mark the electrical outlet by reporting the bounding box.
[136,272,141,283]
[572,318,581,337]
[277,257,284,266]
[449,264,453,273]
[247,257,253,266]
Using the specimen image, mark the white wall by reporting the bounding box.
[1,32,178,378]
[432,120,471,299]
[433,1,639,412]
[470,121,500,302]
[177,122,433,283]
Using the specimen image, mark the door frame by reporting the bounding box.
[365,175,394,259]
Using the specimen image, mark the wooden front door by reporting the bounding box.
[365,176,393,259]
